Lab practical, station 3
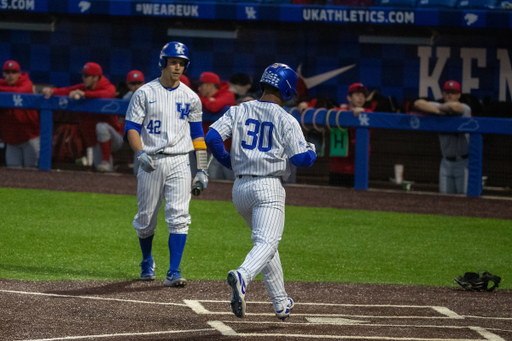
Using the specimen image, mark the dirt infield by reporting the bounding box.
[1,279,511,340]
[1,167,512,340]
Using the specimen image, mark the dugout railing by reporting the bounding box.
[1,92,511,197]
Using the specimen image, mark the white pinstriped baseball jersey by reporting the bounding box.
[210,100,310,178]
[126,79,202,155]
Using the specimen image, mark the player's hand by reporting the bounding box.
[193,169,208,189]
[70,90,85,100]
[192,169,208,188]
[41,87,53,99]
[191,170,208,196]
[306,142,316,154]
[352,107,365,116]
[137,150,155,173]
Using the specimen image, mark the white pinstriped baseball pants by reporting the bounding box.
[233,176,289,311]
[133,153,191,238]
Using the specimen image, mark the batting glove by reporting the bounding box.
[306,142,316,154]
[193,169,208,189]
[136,150,155,173]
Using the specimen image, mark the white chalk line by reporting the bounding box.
[14,328,215,341]
[0,289,187,306]
[220,319,512,334]
[187,300,510,321]
[209,321,507,341]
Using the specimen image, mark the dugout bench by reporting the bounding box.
[1,92,511,197]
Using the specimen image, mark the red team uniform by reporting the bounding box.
[0,72,39,146]
[52,75,122,148]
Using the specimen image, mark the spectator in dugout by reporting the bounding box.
[196,71,236,180]
[197,71,236,113]
[329,83,373,188]
[0,60,40,168]
[42,62,123,173]
[123,70,145,100]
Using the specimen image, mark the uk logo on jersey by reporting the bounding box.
[176,102,191,119]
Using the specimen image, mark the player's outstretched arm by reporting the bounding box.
[290,143,316,168]
[205,128,232,170]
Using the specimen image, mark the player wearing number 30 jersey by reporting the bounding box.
[124,41,209,287]
[206,63,316,320]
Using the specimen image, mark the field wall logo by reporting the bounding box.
[245,6,256,19]
[458,118,479,132]
[101,101,121,113]
[410,116,420,129]
[464,13,478,26]
[59,97,69,109]
[13,94,23,107]
[78,1,91,13]
[358,113,369,126]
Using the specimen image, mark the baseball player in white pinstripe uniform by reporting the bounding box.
[206,63,317,320]
[124,42,209,287]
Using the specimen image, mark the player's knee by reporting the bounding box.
[96,122,111,142]
[168,224,189,235]
[136,228,155,239]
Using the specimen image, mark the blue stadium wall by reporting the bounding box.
[1,15,512,105]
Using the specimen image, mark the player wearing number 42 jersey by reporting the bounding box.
[124,41,208,287]
[206,63,317,320]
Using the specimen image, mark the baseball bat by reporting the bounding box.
[191,155,213,196]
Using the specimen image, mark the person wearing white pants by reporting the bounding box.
[206,63,316,320]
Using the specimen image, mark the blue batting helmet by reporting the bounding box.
[158,41,190,69]
[260,63,298,101]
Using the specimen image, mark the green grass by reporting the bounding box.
[0,187,510,288]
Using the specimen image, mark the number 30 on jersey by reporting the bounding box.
[242,119,273,152]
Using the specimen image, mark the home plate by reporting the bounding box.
[306,317,369,325]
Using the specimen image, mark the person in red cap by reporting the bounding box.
[123,70,145,100]
[197,72,236,114]
[197,71,236,180]
[0,60,40,168]
[41,62,122,172]
[329,83,373,187]
[414,80,471,195]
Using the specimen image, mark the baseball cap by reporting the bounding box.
[443,80,461,93]
[180,74,191,87]
[348,83,367,95]
[3,60,20,72]
[82,62,102,76]
[199,72,220,85]
[127,70,144,83]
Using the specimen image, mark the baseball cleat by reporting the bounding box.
[227,270,246,318]
[164,270,186,287]
[97,161,112,173]
[139,258,155,281]
[275,297,294,321]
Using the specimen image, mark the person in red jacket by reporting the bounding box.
[329,83,373,187]
[0,60,40,168]
[197,72,236,113]
[197,72,236,180]
[42,62,122,172]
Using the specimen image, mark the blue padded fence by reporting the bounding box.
[1,92,512,197]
